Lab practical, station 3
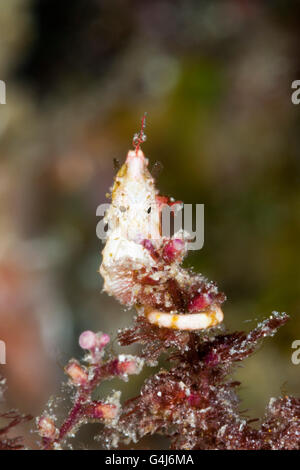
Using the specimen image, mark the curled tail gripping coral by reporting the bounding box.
[100,116,225,330]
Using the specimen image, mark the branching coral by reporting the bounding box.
[116,311,300,450]
[36,312,300,450]
[37,331,143,449]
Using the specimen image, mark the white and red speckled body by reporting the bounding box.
[100,146,225,330]
[100,149,161,305]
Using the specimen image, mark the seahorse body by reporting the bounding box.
[100,149,225,330]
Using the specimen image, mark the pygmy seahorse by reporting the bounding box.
[99,137,225,330]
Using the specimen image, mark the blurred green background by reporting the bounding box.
[0,0,299,448]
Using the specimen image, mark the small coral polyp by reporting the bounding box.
[100,146,225,330]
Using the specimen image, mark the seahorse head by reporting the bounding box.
[106,149,161,245]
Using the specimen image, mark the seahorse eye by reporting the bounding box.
[119,206,126,212]
[147,207,151,214]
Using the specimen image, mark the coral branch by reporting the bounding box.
[38,333,143,449]
[105,311,300,450]
[37,313,300,450]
